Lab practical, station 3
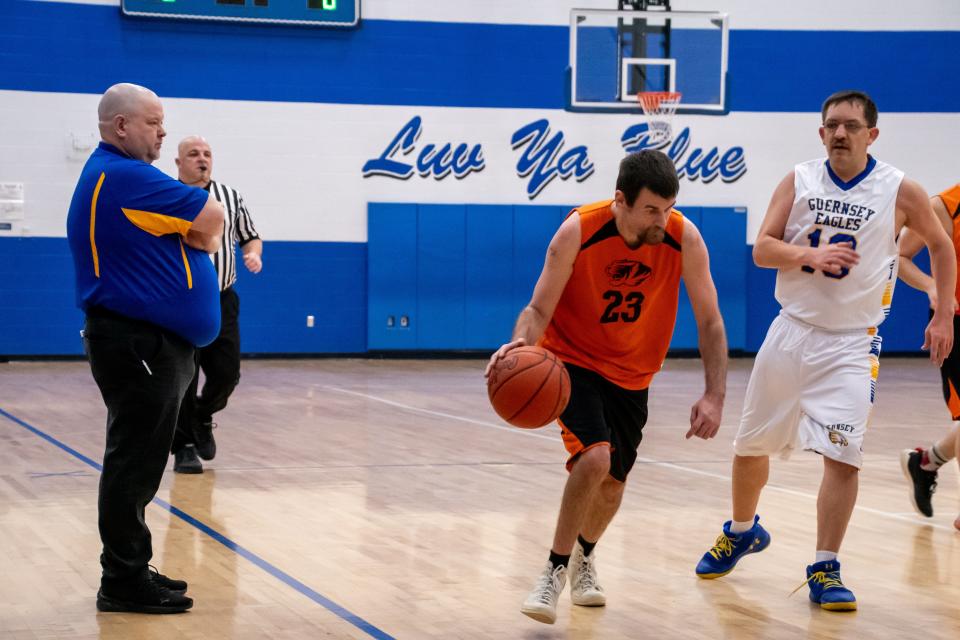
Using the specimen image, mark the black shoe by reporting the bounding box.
[194,420,217,461]
[149,565,187,593]
[97,577,193,614]
[900,448,937,517]
[174,445,203,474]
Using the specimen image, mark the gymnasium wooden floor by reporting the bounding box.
[1,356,958,639]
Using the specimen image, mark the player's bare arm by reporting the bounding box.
[897,178,956,364]
[898,195,954,310]
[681,220,727,440]
[753,171,860,276]
[183,193,225,253]
[484,214,580,377]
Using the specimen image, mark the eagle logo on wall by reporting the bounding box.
[605,259,652,287]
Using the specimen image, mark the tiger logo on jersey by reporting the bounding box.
[605,259,651,287]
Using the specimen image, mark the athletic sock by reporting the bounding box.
[921,444,949,472]
[729,519,754,534]
[548,550,571,569]
[577,534,597,557]
[815,550,838,564]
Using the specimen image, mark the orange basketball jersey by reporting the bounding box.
[540,199,685,390]
[938,184,960,315]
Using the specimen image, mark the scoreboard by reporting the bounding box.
[122,0,360,27]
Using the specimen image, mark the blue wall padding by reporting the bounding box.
[465,205,516,349]
[0,237,367,355]
[0,237,85,355]
[0,212,935,356]
[234,241,367,354]
[699,207,748,350]
[367,204,417,350]
[513,206,570,315]
[416,205,467,349]
[368,203,751,352]
[672,207,701,350]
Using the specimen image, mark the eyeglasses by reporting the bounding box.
[822,120,869,133]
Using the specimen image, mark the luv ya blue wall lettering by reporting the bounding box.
[362,117,743,195]
[362,116,485,180]
[621,124,747,183]
[362,117,594,199]
[510,119,594,199]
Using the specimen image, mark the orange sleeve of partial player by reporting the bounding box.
[939,184,960,219]
[940,185,960,315]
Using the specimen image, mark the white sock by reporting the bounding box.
[929,444,949,467]
[729,519,754,534]
[815,550,837,564]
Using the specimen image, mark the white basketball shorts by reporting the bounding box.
[733,313,881,468]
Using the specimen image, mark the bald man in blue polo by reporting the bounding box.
[67,83,224,614]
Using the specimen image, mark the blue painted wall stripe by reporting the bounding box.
[3,1,959,112]
[0,237,366,356]
[728,30,959,114]
[0,406,397,640]
[0,230,935,356]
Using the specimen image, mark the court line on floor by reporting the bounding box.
[0,406,396,640]
[324,386,959,533]
[188,458,733,473]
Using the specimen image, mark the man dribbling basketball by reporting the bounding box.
[485,150,729,625]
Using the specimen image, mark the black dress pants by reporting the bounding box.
[83,309,196,587]
[172,287,241,453]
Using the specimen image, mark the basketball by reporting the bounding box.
[487,346,571,428]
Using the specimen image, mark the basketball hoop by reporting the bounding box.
[637,91,682,145]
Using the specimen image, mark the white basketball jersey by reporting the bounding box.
[776,157,903,330]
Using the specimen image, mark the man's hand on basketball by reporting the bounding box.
[485,338,527,378]
[806,242,859,276]
[686,393,722,440]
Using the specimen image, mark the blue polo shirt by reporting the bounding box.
[66,142,220,347]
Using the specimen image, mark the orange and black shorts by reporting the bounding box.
[934,311,960,420]
[557,363,649,482]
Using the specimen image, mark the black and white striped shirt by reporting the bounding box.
[204,180,260,292]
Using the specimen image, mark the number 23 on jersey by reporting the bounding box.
[600,290,645,323]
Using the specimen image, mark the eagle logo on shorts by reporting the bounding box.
[828,431,849,447]
[605,259,652,287]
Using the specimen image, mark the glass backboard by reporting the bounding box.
[569,9,729,113]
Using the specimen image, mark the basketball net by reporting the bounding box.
[637,91,682,146]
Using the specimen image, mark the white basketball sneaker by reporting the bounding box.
[570,543,606,606]
[521,562,567,624]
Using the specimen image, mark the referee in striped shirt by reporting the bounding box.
[171,136,263,474]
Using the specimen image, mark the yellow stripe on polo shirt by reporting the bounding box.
[121,208,193,237]
[90,172,105,277]
[179,238,193,290]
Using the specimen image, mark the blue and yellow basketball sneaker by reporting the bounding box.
[799,560,857,611]
[695,515,771,579]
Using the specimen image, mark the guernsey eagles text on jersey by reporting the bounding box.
[776,156,903,331]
